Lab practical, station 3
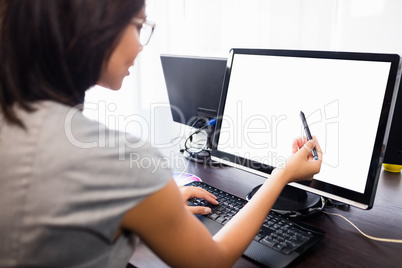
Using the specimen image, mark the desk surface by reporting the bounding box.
[130,159,402,268]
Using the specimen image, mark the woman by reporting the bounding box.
[0,0,322,267]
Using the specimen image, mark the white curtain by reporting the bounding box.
[84,0,402,146]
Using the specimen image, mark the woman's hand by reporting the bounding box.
[278,136,322,183]
[178,185,219,215]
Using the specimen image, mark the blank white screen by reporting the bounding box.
[217,54,391,193]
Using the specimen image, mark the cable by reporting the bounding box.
[184,118,216,154]
[184,129,208,154]
[323,211,402,243]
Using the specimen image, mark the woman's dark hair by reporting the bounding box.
[0,0,145,127]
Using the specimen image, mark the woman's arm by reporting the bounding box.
[120,137,322,268]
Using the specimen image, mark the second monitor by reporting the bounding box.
[160,54,226,128]
[161,54,227,162]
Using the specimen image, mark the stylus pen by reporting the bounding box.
[300,111,318,160]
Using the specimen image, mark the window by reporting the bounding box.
[85,0,402,145]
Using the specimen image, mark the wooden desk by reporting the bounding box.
[130,159,402,268]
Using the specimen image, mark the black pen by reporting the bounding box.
[299,111,318,160]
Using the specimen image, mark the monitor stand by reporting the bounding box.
[182,149,212,164]
[246,184,324,219]
[181,149,225,167]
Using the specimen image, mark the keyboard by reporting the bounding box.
[185,181,325,268]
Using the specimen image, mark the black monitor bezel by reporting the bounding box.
[384,78,402,165]
[211,48,400,209]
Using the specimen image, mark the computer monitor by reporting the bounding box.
[211,49,400,212]
[160,54,227,129]
[161,54,227,163]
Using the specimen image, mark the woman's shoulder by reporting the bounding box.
[39,100,171,185]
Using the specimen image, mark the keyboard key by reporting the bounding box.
[260,236,277,248]
[216,216,226,224]
[209,213,219,220]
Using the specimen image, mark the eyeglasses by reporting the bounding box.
[132,18,155,46]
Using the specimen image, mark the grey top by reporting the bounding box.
[0,101,171,267]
